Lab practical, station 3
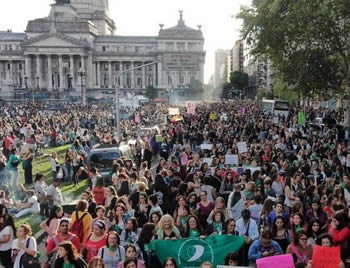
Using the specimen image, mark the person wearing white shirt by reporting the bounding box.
[12,224,37,268]
[14,190,40,218]
[0,214,16,268]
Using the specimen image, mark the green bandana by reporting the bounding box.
[189,228,200,238]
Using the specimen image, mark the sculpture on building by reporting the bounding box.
[55,0,70,4]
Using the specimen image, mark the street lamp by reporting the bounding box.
[78,68,86,106]
[115,61,158,141]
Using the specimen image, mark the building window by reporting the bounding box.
[104,63,108,70]
[19,64,22,70]
[179,76,184,84]
[168,76,172,85]
[7,63,10,70]
[177,42,185,50]
[102,46,106,52]
[115,64,119,71]
[137,77,142,86]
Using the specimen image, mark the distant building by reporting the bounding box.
[0,0,205,100]
[231,40,244,73]
[214,49,230,88]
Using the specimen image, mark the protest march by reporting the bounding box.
[0,100,349,268]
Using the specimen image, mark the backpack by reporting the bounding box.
[20,237,41,268]
[46,235,74,268]
[70,211,88,243]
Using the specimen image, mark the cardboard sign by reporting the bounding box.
[298,111,305,126]
[209,113,217,120]
[273,116,279,124]
[225,154,239,165]
[312,245,340,268]
[201,144,213,150]
[155,135,163,142]
[256,254,294,268]
[169,108,180,115]
[203,158,213,166]
[237,142,248,154]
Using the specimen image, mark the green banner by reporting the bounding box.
[298,111,305,126]
[151,235,245,268]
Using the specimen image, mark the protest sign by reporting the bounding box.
[225,154,239,165]
[209,113,217,120]
[203,158,213,166]
[186,101,197,115]
[237,142,248,154]
[169,108,180,115]
[151,235,245,268]
[298,111,305,126]
[256,254,294,268]
[312,245,340,268]
[155,135,163,142]
[273,116,278,124]
[201,144,213,150]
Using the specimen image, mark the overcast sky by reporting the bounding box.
[0,0,251,83]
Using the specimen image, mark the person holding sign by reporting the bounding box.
[248,229,283,265]
[286,230,313,265]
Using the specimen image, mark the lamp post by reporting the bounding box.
[115,61,158,141]
[78,68,86,106]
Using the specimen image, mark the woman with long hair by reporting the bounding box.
[11,224,37,268]
[117,245,145,268]
[259,198,274,228]
[304,198,328,230]
[104,186,117,215]
[0,214,16,268]
[328,213,350,250]
[183,215,205,238]
[134,192,149,228]
[290,212,305,240]
[98,231,125,268]
[205,210,226,236]
[156,214,181,240]
[149,211,162,229]
[40,205,63,242]
[164,257,177,268]
[55,241,86,268]
[137,223,160,268]
[81,190,97,219]
[286,230,313,265]
[224,219,239,235]
[197,191,214,229]
[306,218,322,245]
[227,184,246,221]
[120,217,141,246]
[207,197,232,224]
[272,216,290,253]
[72,200,93,246]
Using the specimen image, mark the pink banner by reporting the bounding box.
[186,101,196,115]
[256,254,294,268]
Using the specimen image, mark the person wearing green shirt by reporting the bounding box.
[184,215,205,238]
[6,148,21,192]
[55,241,86,268]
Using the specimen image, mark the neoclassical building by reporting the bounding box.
[0,0,205,99]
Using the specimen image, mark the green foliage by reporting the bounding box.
[238,0,350,96]
[187,79,204,93]
[273,76,300,105]
[145,86,158,99]
[230,71,249,91]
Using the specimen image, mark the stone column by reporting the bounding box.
[131,61,135,88]
[47,55,53,91]
[142,62,146,89]
[25,55,31,88]
[97,61,101,88]
[21,61,25,87]
[69,55,75,89]
[119,62,123,87]
[0,62,3,89]
[58,55,64,91]
[199,61,204,84]
[8,61,12,81]
[35,55,41,89]
[153,63,157,87]
[108,61,113,88]
[157,62,163,88]
[87,52,93,88]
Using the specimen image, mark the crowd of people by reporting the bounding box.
[0,100,349,268]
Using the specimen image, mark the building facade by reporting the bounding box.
[214,49,230,89]
[231,40,244,73]
[0,0,205,99]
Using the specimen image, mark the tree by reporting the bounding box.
[187,79,204,93]
[230,71,249,91]
[145,85,157,99]
[238,0,350,98]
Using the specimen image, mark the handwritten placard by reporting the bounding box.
[312,245,340,268]
[225,154,238,165]
[201,144,213,150]
[169,108,180,115]
[237,142,248,154]
[256,254,294,268]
